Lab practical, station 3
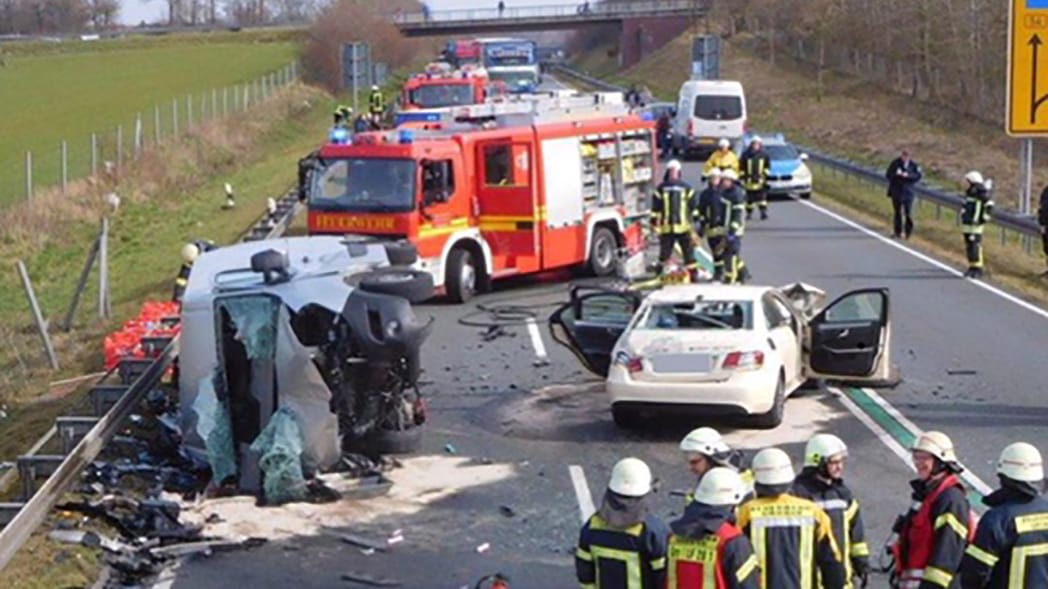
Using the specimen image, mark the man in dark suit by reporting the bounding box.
[885,149,923,239]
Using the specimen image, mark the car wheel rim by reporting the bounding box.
[460,256,476,295]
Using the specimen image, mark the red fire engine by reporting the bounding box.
[400,62,502,112]
[307,92,658,302]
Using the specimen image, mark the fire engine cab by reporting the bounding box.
[306,92,658,303]
[399,62,503,114]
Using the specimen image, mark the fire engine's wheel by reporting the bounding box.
[383,241,419,266]
[588,227,618,277]
[358,269,435,303]
[446,248,477,303]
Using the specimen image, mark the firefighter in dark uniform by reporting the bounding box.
[793,434,871,588]
[739,136,771,221]
[961,171,994,279]
[718,169,749,284]
[576,457,670,589]
[368,84,385,119]
[667,467,761,589]
[1039,186,1048,277]
[652,159,700,281]
[738,447,847,589]
[890,431,972,589]
[679,427,755,507]
[172,239,216,302]
[961,442,1048,589]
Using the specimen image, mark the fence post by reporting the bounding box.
[154,104,161,144]
[17,260,61,370]
[173,98,179,136]
[60,140,68,194]
[99,217,110,319]
[91,133,97,176]
[134,113,143,158]
[25,151,32,201]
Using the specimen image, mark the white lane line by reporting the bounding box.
[860,387,994,496]
[569,465,596,523]
[799,198,1048,321]
[526,317,548,359]
[829,387,916,473]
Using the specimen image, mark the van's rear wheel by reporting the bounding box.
[446,248,477,303]
[589,227,618,277]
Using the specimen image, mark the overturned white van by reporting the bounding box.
[177,236,433,499]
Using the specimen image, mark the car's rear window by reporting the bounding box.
[642,300,753,330]
[693,95,742,120]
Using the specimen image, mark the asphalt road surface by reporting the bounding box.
[168,116,1048,588]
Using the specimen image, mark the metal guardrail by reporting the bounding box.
[0,190,304,572]
[392,0,709,25]
[552,63,1044,251]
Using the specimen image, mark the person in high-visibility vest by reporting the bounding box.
[576,458,670,589]
[369,84,385,117]
[667,467,761,588]
[960,171,994,279]
[739,136,771,221]
[960,442,1048,589]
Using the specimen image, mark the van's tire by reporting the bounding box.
[751,373,786,429]
[383,241,418,266]
[446,248,478,303]
[358,269,434,303]
[364,425,422,455]
[588,227,618,277]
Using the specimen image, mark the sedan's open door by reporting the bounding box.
[549,286,641,376]
[804,288,897,385]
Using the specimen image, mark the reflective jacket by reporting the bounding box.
[576,491,670,589]
[668,501,761,589]
[739,148,771,191]
[792,468,870,588]
[960,485,1048,589]
[368,89,385,113]
[697,186,746,238]
[652,179,699,235]
[894,474,972,589]
[961,184,994,234]
[704,150,740,177]
[738,493,847,589]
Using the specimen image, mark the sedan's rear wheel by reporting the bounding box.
[751,373,785,429]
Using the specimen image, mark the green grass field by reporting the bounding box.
[0,35,298,205]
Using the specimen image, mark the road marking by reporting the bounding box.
[569,465,596,523]
[526,317,548,359]
[799,199,1048,321]
[831,386,992,508]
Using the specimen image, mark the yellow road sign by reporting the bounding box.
[1008,0,1048,135]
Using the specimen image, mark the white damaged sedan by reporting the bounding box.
[549,282,898,429]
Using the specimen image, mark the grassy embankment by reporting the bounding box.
[570,33,1048,306]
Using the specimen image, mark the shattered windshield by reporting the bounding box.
[410,84,475,108]
[309,158,417,213]
[642,300,753,330]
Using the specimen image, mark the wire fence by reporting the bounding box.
[0,61,300,207]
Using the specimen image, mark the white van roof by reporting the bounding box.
[679,80,744,95]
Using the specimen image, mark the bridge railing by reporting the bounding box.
[392,0,709,25]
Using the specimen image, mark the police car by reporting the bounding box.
[736,132,813,200]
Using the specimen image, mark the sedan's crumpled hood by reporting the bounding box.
[622,329,758,356]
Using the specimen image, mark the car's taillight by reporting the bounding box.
[615,351,644,374]
[722,350,764,371]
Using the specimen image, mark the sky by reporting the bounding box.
[117,0,552,25]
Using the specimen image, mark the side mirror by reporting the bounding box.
[799,153,809,161]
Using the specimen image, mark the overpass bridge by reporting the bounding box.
[392,0,710,37]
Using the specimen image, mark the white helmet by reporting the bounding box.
[965,170,984,185]
[912,431,958,463]
[608,457,653,497]
[718,138,730,148]
[666,159,682,171]
[694,467,744,506]
[752,447,795,486]
[721,169,738,181]
[804,433,848,467]
[997,442,1044,483]
[680,427,730,457]
[181,242,200,264]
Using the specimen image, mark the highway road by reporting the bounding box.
[167,94,1048,588]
